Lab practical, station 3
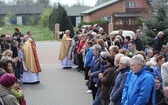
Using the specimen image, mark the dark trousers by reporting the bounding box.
[74,52,78,65]
[85,66,90,80]
[92,82,98,100]
[93,88,101,105]
[100,99,110,105]
[15,62,22,79]
[77,54,84,71]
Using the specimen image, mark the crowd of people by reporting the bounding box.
[59,24,168,105]
[0,28,41,105]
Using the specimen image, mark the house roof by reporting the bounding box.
[65,6,91,16]
[81,0,120,14]
[0,4,45,15]
[114,12,140,18]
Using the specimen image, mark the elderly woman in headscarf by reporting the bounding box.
[99,55,116,105]
[93,51,109,105]
[108,53,125,105]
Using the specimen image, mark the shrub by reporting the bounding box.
[49,4,74,37]
[39,8,52,27]
[1,12,16,25]
[28,16,36,25]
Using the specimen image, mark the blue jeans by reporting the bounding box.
[93,88,101,105]
[108,102,114,105]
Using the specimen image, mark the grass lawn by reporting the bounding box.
[0,25,55,41]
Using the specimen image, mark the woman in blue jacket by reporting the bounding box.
[110,56,131,105]
[84,41,94,80]
[122,54,156,105]
[88,44,102,100]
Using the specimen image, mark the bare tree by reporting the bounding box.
[72,0,85,7]
[0,0,6,5]
[8,0,35,5]
[36,0,50,8]
[25,0,35,5]
[95,0,110,6]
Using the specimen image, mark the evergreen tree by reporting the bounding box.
[141,3,168,45]
[48,7,57,31]
[49,4,74,37]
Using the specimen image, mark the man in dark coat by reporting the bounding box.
[154,31,164,52]
[157,86,168,105]
[134,34,143,51]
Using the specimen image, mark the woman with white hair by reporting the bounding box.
[88,44,102,100]
[1,50,19,63]
[109,54,125,105]
[110,56,130,105]
[122,54,156,105]
[1,50,13,61]
[109,45,119,56]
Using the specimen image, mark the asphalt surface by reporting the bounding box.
[21,41,92,105]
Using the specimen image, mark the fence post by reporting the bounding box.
[108,23,113,35]
[55,23,60,40]
[142,23,147,29]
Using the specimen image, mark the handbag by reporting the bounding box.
[19,98,26,105]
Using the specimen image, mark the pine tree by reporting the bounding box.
[49,4,74,37]
[141,3,168,44]
[48,7,57,31]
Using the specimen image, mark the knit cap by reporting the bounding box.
[0,73,16,87]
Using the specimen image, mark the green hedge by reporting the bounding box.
[78,20,109,28]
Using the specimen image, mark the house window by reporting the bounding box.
[126,2,129,8]
[122,19,129,25]
[131,19,136,25]
[102,16,112,23]
[126,1,136,8]
[85,16,90,22]
[149,0,153,3]
[76,17,81,27]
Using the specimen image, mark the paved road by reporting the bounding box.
[21,41,92,105]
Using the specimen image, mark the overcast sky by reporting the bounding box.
[50,0,97,6]
[6,0,97,7]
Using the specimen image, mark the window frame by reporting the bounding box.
[125,1,136,8]
[101,16,112,23]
